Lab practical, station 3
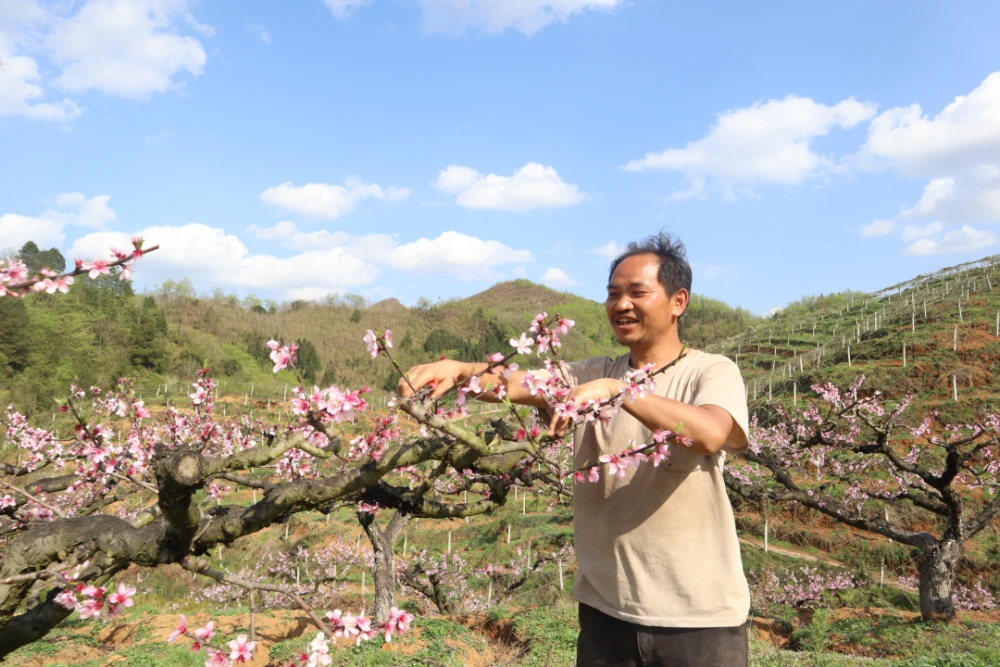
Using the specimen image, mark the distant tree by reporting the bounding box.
[294,338,321,383]
[129,297,168,371]
[423,329,464,355]
[18,242,66,274]
[0,298,30,374]
[153,278,196,300]
[350,309,362,323]
[342,293,368,309]
[242,293,263,311]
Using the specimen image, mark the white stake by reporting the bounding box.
[953,375,958,401]
[847,345,851,367]
[507,523,511,544]
[903,343,907,368]
[793,383,797,405]
[447,530,451,555]
[959,301,963,322]
[558,561,564,591]
[764,501,769,554]
[403,534,407,555]
[522,493,527,515]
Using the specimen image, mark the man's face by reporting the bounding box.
[605,253,685,347]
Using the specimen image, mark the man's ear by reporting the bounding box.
[671,288,689,319]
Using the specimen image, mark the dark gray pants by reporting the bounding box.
[576,603,748,667]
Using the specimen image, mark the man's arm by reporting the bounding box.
[397,359,548,408]
[548,378,746,456]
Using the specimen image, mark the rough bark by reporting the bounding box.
[361,510,409,624]
[919,539,962,622]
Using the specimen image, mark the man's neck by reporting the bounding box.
[627,334,685,370]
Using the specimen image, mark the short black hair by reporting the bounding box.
[608,231,692,299]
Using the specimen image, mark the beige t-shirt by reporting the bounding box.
[559,349,750,628]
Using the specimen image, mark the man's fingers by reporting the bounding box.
[429,379,452,401]
[548,412,567,438]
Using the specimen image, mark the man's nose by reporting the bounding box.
[612,295,632,311]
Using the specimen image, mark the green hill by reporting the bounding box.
[707,254,1000,423]
[0,264,763,412]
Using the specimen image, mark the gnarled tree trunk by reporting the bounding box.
[360,509,409,624]
[919,539,962,622]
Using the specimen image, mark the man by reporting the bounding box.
[400,233,750,667]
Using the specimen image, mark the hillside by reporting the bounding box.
[705,254,1000,422]
[0,272,759,411]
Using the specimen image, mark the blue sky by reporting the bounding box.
[2,0,1000,314]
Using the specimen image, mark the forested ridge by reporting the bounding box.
[0,243,760,414]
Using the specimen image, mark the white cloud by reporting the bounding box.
[0,193,116,254]
[250,24,271,44]
[433,162,585,212]
[47,0,208,99]
[0,2,81,122]
[386,231,532,277]
[862,72,1000,175]
[418,0,622,35]
[540,267,576,288]
[246,221,349,250]
[900,221,943,241]
[860,219,895,238]
[324,0,372,20]
[861,72,1000,233]
[70,223,382,296]
[184,12,214,37]
[261,177,410,219]
[0,53,82,123]
[900,177,955,219]
[904,225,997,256]
[622,95,876,200]
[68,224,533,296]
[593,240,623,260]
[50,192,117,228]
[0,213,65,250]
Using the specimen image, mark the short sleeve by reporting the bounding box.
[691,356,749,451]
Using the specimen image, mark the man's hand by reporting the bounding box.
[397,360,473,400]
[548,378,623,437]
